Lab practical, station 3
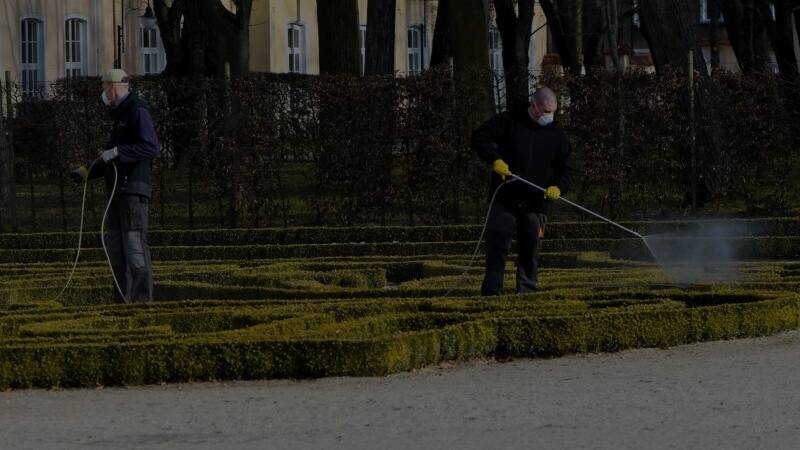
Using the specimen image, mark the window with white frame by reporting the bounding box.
[359,25,367,75]
[488,28,503,77]
[488,27,505,111]
[65,18,88,78]
[21,18,44,98]
[407,25,423,75]
[288,23,305,74]
[699,0,726,23]
[141,21,160,74]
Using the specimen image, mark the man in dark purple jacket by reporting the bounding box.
[68,69,161,303]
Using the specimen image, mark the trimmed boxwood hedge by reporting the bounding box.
[3,236,800,264]
[1,219,798,389]
[0,290,797,389]
[2,217,800,249]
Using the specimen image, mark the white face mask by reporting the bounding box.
[101,90,111,106]
[530,101,555,126]
[537,113,554,126]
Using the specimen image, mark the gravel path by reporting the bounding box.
[3,331,800,450]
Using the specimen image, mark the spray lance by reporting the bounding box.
[508,174,649,243]
[57,157,127,303]
[444,172,655,296]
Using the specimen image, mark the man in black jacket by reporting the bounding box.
[68,69,161,303]
[472,87,572,296]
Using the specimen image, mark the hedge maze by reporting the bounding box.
[1,218,799,389]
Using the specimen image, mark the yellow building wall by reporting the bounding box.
[264,0,319,74]
[0,0,116,85]
[249,0,270,72]
[530,4,548,74]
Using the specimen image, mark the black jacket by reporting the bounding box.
[472,104,572,213]
[89,92,160,198]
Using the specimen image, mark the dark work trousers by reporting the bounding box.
[481,203,546,296]
[106,194,154,303]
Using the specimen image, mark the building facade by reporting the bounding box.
[1,0,796,99]
[256,0,550,76]
[0,1,546,86]
[250,0,438,75]
[0,0,166,97]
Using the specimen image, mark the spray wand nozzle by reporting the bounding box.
[508,173,645,240]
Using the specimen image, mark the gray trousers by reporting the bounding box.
[481,203,545,296]
[106,194,153,303]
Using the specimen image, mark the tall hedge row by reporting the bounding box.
[4,68,799,232]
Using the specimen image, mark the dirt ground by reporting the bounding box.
[3,330,800,450]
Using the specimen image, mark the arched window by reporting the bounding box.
[488,27,505,111]
[359,25,367,75]
[21,17,45,97]
[288,23,306,74]
[407,25,423,75]
[65,18,88,78]
[140,20,160,74]
[488,28,503,77]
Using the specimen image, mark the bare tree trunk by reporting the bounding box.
[365,0,396,75]
[618,0,634,58]
[59,175,67,231]
[795,5,800,48]
[449,0,493,221]
[430,0,491,77]
[749,1,772,69]
[28,167,36,232]
[159,160,166,229]
[574,0,584,72]
[449,0,491,77]
[638,0,709,76]
[154,0,185,76]
[709,0,721,70]
[582,0,607,69]
[363,0,397,226]
[717,0,770,73]
[639,0,718,207]
[494,0,535,107]
[539,0,584,74]
[188,164,194,229]
[763,0,799,78]
[606,0,622,71]
[154,0,252,78]
[430,0,451,67]
[716,1,753,72]
[317,0,361,75]
[0,102,15,232]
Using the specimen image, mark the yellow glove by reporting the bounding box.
[67,165,89,185]
[492,159,512,179]
[544,185,561,201]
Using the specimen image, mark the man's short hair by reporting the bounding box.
[532,86,557,106]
